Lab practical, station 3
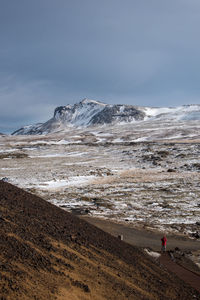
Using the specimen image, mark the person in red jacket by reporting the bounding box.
[161,235,167,252]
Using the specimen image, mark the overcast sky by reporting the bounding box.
[1,0,200,133]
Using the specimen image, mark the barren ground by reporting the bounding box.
[0,181,200,299]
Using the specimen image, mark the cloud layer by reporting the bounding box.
[1,0,200,132]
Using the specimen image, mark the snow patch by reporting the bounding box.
[144,249,161,258]
[38,175,96,189]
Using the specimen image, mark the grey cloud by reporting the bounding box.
[0,0,200,132]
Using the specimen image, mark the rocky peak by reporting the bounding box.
[54,105,72,119]
[79,98,106,106]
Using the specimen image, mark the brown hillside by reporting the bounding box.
[0,181,199,300]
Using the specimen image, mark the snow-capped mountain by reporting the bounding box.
[12,98,145,135]
[12,99,200,135]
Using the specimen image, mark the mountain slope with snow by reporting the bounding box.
[12,99,145,135]
[141,104,200,121]
[12,99,200,135]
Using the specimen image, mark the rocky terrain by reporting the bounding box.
[1,123,200,239]
[0,180,199,300]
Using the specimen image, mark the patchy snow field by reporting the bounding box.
[1,118,200,237]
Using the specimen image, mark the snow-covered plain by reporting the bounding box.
[1,117,200,237]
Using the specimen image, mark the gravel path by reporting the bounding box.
[82,216,200,293]
[81,216,200,251]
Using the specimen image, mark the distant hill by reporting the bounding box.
[12,98,200,135]
[0,181,199,299]
[12,98,145,135]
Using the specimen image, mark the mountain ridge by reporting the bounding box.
[12,99,200,135]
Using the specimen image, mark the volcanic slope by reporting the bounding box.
[0,181,199,300]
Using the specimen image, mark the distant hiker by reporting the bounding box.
[161,235,167,252]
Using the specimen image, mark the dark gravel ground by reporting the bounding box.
[0,180,199,300]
